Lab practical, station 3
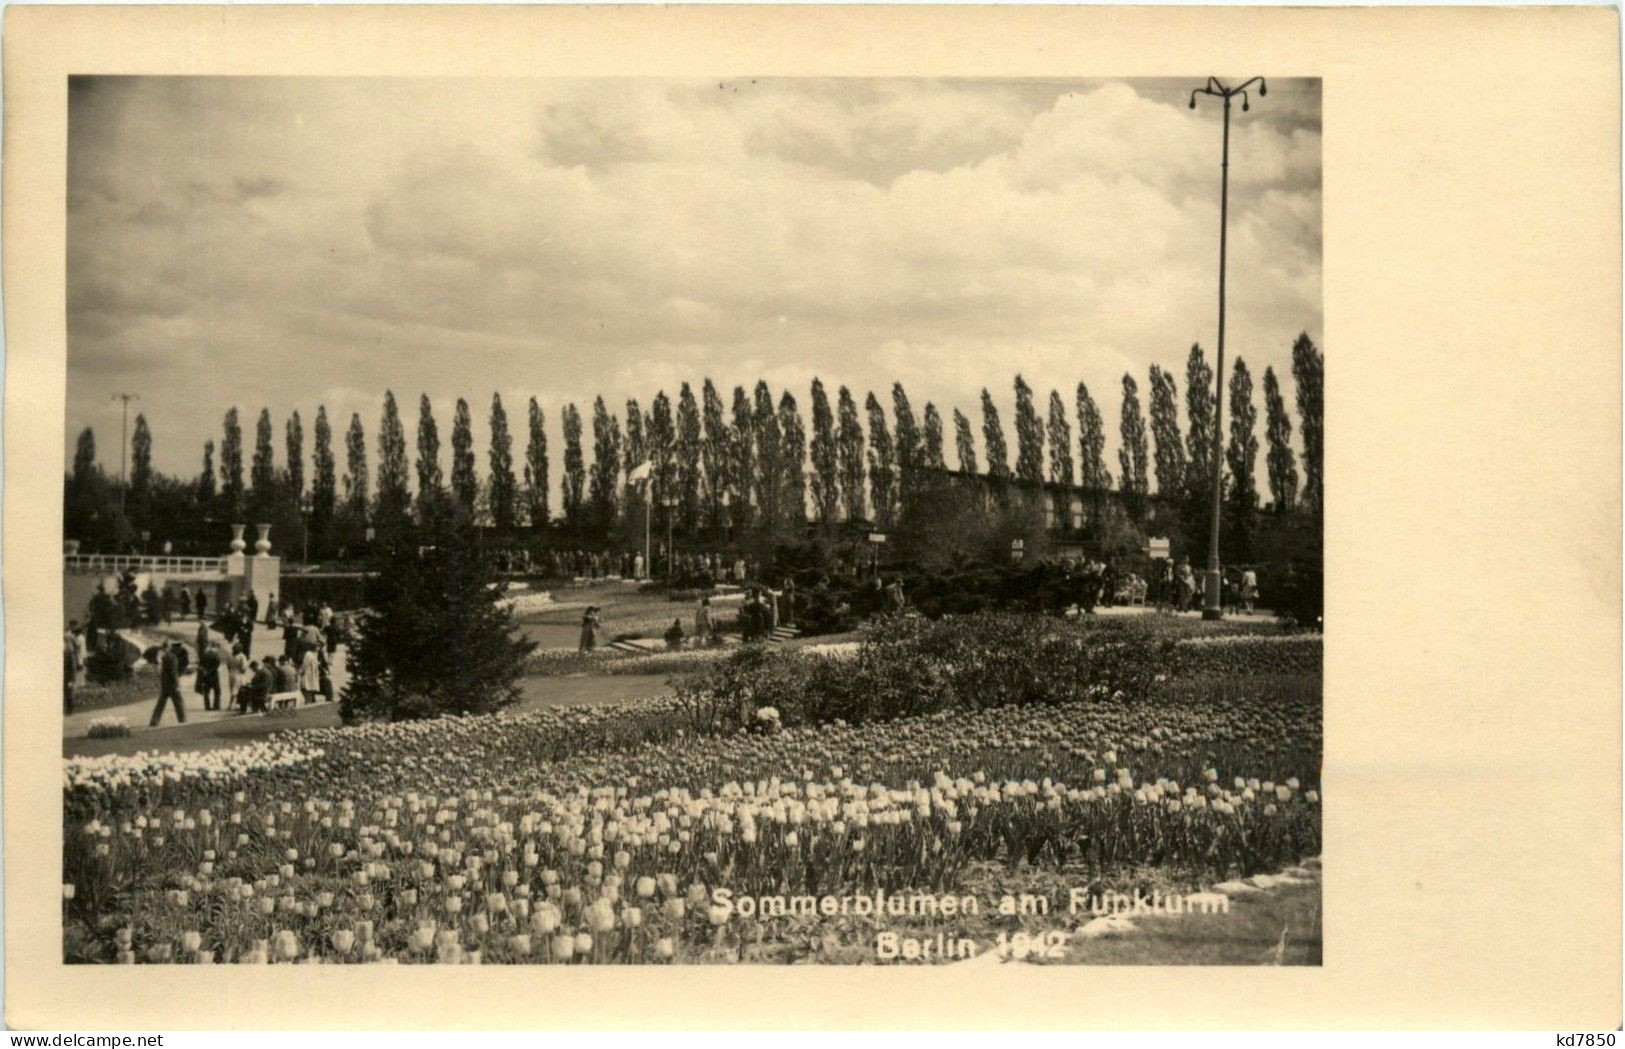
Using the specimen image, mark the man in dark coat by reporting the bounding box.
[149,642,186,726]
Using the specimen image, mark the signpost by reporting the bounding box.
[1011,538,1025,563]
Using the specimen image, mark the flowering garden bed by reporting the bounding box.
[62,658,1320,964]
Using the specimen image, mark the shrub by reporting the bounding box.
[85,645,132,685]
[672,611,1174,731]
[85,717,131,739]
[342,518,538,723]
[1273,558,1323,631]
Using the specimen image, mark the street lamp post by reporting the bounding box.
[663,494,678,583]
[1189,75,1266,621]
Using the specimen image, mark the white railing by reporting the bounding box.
[64,554,228,575]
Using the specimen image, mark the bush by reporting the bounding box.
[672,612,1174,731]
[85,717,131,739]
[342,518,538,723]
[85,645,132,685]
[1273,558,1323,631]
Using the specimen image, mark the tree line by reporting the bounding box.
[64,334,1323,558]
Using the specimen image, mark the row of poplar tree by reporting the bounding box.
[65,334,1322,558]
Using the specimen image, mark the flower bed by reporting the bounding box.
[61,670,1320,964]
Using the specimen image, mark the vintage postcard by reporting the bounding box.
[4,4,1619,1032]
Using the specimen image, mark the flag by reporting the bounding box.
[627,460,652,484]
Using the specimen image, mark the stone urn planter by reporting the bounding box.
[254,524,272,556]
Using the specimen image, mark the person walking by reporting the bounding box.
[247,658,271,714]
[318,647,334,702]
[194,588,208,623]
[299,645,321,705]
[578,607,601,652]
[63,630,78,715]
[149,642,186,726]
[694,596,713,642]
[275,654,299,696]
[196,643,222,711]
[228,644,249,712]
[282,616,300,662]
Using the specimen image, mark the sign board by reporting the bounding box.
[1147,537,1171,559]
[1011,539,1025,550]
[868,533,887,544]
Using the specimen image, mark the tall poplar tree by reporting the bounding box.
[729,387,753,528]
[129,414,153,528]
[700,380,729,533]
[344,413,368,521]
[415,396,443,525]
[488,394,517,532]
[1263,366,1298,513]
[921,403,946,470]
[676,383,703,533]
[1185,344,1217,502]
[1076,383,1110,490]
[751,381,782,529]
[620,398,643,531]
[808,378,839,529]
[375,392,410,531]
[199,439,217,508]
[284,410,305,507]
[1012,375,1044,486]
[1226,358,1260,553]
[891,382,920,508]
[1292,332,1324,515]
[220,408,244,519]
[980,389,1010,480]
[1148,365,1186,497]
[312,407,336,553]
[589,396,622,533]
[1117,375,1148,514]
[864,392,897,527]
[952,408,977,475]
[1046,390,1074,486]
[251,408,277,521]
[451,398,477,518]
[560,403,585,530]
[778,391,807,529]
[836,386,866,523]
[526,397,549,530]
[647,391,675,510]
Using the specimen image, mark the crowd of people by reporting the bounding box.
[1149,559,1261,614]
[498,546,767,589]
[145,597,347,726]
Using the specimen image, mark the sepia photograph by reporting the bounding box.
[58,71,1325,968]
[3,0,1619,1033]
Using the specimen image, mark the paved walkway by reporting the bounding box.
[65,620,349,740]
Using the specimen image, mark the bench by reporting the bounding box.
[267,691,300,713]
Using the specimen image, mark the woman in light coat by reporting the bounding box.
[299,646,321,705]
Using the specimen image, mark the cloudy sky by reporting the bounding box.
[67,75,1320,488]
